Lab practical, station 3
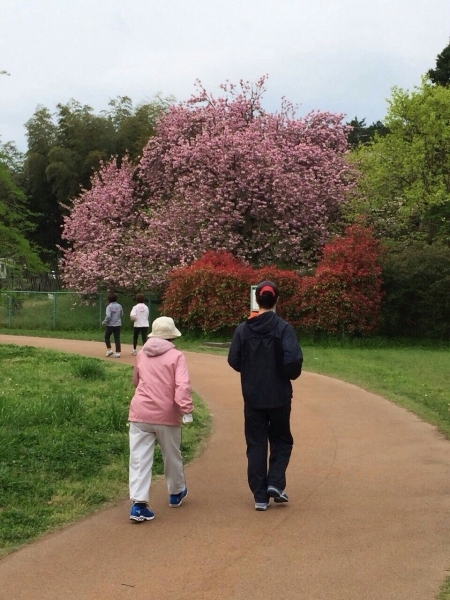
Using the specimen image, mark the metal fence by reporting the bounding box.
[0,291,161,331]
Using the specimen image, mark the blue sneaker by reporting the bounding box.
[267,485,289,503]
[130,504,155,522]
[255,501,270,511]
[169,487,188,507]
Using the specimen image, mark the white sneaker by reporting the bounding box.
[113,353,121,358]
[105,350,113,357]
[131,349,137,356]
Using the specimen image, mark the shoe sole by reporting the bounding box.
[130,515,155,522]
[169,489,188,507]
[267,486,289,503]
[255,504,269,511]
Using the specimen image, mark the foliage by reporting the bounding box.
[299,226,384,336]
[347,117,389,149]
[0,153,45,281]
[23,96,172,258]
[161,227,382,336]
[428,41,450,86]
[59,157,147,292]
[381,243,450,339]
[161,251,252,333]
[161,250,308,333]
[348,82,450,245]
[61,77,355,291]
[138,77,354,268]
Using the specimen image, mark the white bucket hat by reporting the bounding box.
[148,316,182,340]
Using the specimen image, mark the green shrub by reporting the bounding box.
[381,243,450,339]
[72,359,106,381]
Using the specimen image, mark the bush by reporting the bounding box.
[161,228,384,337]
[381,243,450,339]
[161,252,252,333]
[298,226,384,336]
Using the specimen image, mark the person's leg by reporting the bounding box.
[140,327,148,346]
[154,424,186,495]
[112,326,121,353]
[244,405,270,503]
[267,403,293,492]
[129,422,157,503]
[104,326,113,348]
[132,328,139,351]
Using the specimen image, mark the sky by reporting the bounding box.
[1,0,449,151]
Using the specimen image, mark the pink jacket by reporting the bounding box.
[128,338,193,426]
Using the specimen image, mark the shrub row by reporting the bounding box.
[161,226,385,336]
[381,243,450,339]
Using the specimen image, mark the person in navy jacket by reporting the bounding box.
[228,281,303,511]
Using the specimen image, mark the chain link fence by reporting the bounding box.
[0,291,162,331]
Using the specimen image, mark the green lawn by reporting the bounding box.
[0,343,210,557]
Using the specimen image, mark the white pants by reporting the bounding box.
[129,422,186,503]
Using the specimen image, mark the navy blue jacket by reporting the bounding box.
[228,311,303,408]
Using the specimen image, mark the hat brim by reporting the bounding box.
[148,328,182,340]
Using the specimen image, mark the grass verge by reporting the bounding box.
[0,343,211,557]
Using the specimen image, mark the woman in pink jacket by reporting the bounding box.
[128,316,194,522]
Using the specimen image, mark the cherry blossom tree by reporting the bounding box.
[60,157,155,292]
[61,77,355,291]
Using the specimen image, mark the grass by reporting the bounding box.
[0,293,161,332]
[0,344,211,557]
[2,329,450,597]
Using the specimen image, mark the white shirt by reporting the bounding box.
[130,303,149,327]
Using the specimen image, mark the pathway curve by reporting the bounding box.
[1,335,450,599]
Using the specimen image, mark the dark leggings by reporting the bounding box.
[244,403,293,503]
[105,326,121,352]
[133,327,148,349]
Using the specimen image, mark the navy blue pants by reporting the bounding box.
[244,403,293,503]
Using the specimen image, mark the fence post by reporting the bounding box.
[99,293,103,327]
[8,294,12,327]
[52,293,57,328]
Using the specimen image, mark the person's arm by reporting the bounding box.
[174,353,194,414]
[132,362,139,387]
[281,324,303,380]
[130,306,137,321]
[227,325,243,372]
[103,304,111,325]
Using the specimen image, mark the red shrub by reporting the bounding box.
[161,228,384,337]
[298,226,384,336]
[161,252,252,332]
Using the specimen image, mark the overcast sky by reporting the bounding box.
[1,0,449,151]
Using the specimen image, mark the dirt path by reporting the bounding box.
[1,335,450,599]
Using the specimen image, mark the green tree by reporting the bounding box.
[348,81,450,244]
[347,117,389,149]
[428,41,450,86]
[23,96,172,259]
[0,153,44,283]
[23,106,59,256]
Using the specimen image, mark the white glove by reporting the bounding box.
[182,413,193,424]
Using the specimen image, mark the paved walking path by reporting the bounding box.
[1,335,450,599]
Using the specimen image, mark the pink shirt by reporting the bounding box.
[129,338,193,426]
